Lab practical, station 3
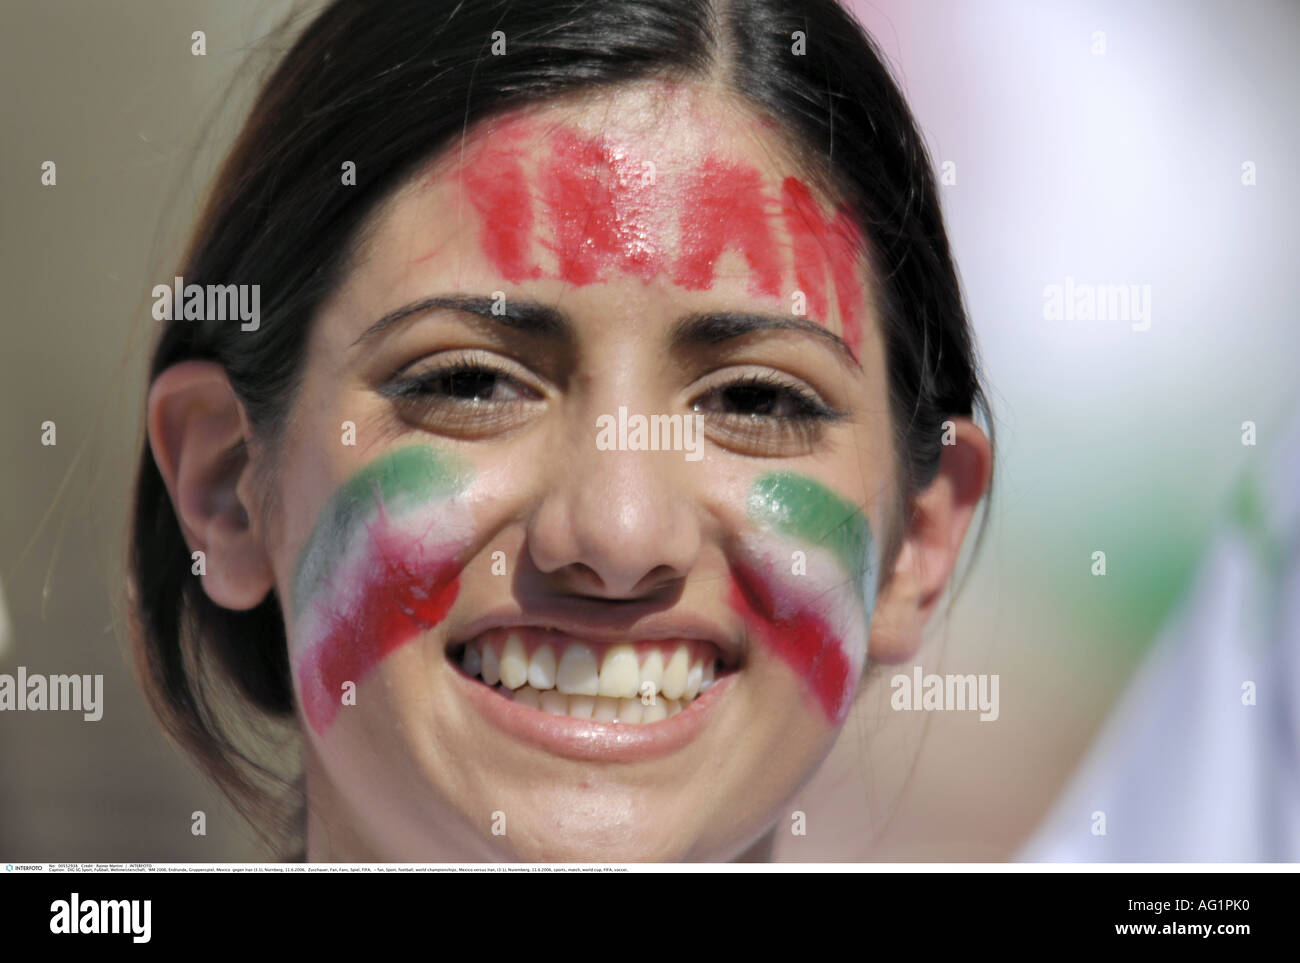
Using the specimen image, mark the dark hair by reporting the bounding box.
[129,0,993,857]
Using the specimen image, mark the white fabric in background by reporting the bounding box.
[1020,414,1300,862]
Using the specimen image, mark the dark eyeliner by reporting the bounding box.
[695,372,846,421]
[377,355,531,402]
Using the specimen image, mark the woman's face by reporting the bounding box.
[264,81,898,860]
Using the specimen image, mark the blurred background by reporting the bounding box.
[1,0,1296,861]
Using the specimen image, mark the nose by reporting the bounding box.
[526,432,702,600]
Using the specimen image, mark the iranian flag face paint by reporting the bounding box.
[731,472,878,725]
[291,444,475,735]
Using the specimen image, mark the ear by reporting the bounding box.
[146,360,274,610]
[868,417,992,663]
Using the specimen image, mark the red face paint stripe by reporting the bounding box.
[675,156,784,299]
[729,563,852,724]
[826,208,866,355]
[781,177,832,324]
[299,525,460,734]
[540,128,665,285]
[780,176,866,357]
[461,143,543,284]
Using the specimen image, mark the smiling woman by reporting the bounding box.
[129,0,994,861]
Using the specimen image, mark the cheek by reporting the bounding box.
[289,444,477,736]
[728,472,879,725]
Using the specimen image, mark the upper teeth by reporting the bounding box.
[460,633,718,708]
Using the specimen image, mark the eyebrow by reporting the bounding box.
[669,312,861,369]
[352,293,861,368]
[352,294,567,347]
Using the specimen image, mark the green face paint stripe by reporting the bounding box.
[291,444,473,616]
[747,472,874,583]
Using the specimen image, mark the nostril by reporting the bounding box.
[556,562,604,595]
[540,561,684,603]
[635,564,687,595]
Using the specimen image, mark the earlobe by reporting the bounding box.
[146,361,274,611]
[868,418,992,663]
[867,537,925,664]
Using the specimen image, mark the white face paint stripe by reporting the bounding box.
[292,444,473,619]
[734,531,873,719]
[291,495,476,660]
[288,446,477,734]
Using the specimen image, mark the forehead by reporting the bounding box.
[348,82,869,354]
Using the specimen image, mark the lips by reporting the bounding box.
[449,647,735,763]
[446,622,740,760]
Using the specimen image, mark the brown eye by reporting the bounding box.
[378,354,544,439]
[390,365,528,403]
[690,372,844,457]
[692,374,839,421]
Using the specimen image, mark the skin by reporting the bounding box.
[146,81,991,861]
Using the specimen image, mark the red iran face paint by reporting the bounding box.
[538,127,666,285]
[433,117,870,358]
[780,177,866,355]
[460,137,544,284]
[674,154,784,300]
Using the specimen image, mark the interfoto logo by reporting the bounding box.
[50,893,151,943]
[595,406,704,461]
[151,275,260,331]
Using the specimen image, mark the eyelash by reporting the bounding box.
[380,360,534,405]
[379,356,844,451]
[692,372,840,421]
[691,371,843,453]
[376,353,540,438]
